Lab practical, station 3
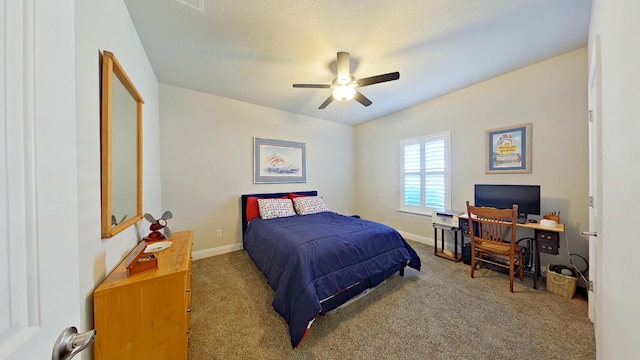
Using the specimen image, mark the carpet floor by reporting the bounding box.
[188,240,595,359]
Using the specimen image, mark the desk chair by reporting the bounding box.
[466,201,524,293]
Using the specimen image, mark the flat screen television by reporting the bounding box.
[474,184,541,221]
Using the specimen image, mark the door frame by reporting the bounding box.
[587,35,603,327]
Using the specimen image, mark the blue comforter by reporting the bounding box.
[243,212,421,348]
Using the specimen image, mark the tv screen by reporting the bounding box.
[474,184,541,216]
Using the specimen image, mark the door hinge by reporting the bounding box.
[588,110,593,122]
[589,196,594,207]
[588,280,594,292]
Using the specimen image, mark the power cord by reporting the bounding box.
[516,237,534,272]
[562,232,590,286]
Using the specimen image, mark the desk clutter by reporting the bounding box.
[431,185,585,294]
[544,211,561,223]
[541,211,561,227]
[435,208,566,291]
[539,219,558,227]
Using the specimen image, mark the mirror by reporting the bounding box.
[101,51,144,238]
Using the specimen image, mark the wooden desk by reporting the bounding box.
[458,214,565,289]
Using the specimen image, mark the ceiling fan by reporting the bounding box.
[293,51,400,109]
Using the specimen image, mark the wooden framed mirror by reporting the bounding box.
[101,51,144,238]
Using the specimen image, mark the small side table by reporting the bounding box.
[433,224,462,261]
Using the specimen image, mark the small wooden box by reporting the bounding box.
[125,241,158,276]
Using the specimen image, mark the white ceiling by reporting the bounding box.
[124,0,592,126]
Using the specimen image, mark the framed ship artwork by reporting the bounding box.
[253,137,306,183]
[485,123,532,174]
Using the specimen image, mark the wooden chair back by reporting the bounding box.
[466,201,519,253]
[466,201,524,292]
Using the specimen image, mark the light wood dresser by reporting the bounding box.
[93,230,193,359]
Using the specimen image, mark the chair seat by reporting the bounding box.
[477,241,523,255]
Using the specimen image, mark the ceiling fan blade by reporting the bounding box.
[293,84,330,88]
[336,51,350,81]
[318,95,334,109]
[354,91,372,107]
[357,72,400,87]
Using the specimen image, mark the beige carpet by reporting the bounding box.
[188,241,595,359]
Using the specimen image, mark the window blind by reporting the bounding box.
[400,132,450,214]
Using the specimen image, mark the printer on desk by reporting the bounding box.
[432,210,464,229]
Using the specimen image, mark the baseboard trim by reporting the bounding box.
[192,243,244,260]
[397,231,433,247]
[191,231,433,261]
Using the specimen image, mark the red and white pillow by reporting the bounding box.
[246,196,288,222]
[257,198,297,220]
[292,196,329,215]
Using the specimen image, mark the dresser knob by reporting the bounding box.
[186,289,190,293]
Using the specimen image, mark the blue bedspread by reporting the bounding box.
[243,212,421,348]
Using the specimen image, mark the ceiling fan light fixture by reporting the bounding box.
[336,76,351,86]
[293,52,399,108]
[332,85,356,101]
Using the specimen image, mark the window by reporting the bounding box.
[400,131,451,215]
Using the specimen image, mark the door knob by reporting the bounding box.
[52,326,96,360]
[581,231,597,237]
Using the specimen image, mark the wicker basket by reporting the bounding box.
[546,264,577,298]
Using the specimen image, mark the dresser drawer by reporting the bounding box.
[536,231,559,255]
[459,218,470,236]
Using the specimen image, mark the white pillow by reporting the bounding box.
[257,198,296,220]
[292,196,329,215]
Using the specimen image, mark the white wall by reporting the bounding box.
[589,1,640,358]
[75,0,162,353]
[355,48,589,271]
[159,84,355,254]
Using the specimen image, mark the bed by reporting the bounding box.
[241,191,421,348]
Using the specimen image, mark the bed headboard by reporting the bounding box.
[241,190,317,235]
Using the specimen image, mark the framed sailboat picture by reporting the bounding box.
[253,137,306,183]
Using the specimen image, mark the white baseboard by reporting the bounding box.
[190,232,434,261]
[397,230,433,247]
[191,243,244,260]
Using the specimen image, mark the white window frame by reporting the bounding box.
[399,131,451,216]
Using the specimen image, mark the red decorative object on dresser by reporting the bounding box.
[143,210,173,242]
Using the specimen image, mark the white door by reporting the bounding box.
[586,36,603,325]
[1,0,84,358]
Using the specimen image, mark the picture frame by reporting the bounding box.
[485,123,532,174]
[253,137,306,183]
